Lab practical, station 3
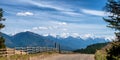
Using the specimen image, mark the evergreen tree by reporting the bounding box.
[0,8,6,49]
[104,0,120,32]
[103,0,120,41]
[104,0,120,60]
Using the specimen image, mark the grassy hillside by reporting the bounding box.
[95,41,120,60]
[73,43,108,54]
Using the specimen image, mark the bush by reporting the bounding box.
[106,42,120,60]
[95,41,120,60]
[95,50,107,60]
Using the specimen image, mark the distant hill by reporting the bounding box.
[45,36,110,50]
[2,31,55,48]
[2,31,110,50]
[2,33,13,48]
[73,43,109,54]
[12,31,55,47]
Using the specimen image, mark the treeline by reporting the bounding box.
[73,43,108,54]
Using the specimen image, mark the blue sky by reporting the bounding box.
[0,0,115,38]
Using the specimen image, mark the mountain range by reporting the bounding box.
[2,31,110,50]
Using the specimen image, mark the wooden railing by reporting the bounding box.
[0,48,15,57]
[0,47,59,57]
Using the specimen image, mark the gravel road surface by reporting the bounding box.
[31,54,95,60]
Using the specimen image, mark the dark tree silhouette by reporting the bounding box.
[104,0,120,31]
[103,0,120,41]
[104,0,120,60]
[0,8,6,49]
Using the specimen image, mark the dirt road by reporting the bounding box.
[31,54,95,60]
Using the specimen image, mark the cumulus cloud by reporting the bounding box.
[32,27,38,30]
[81,34,95,39]
[24,29,31,32]
[28,21,68,32]
[16,12,34,16]
[62,28,68,31]
[82,9,106,16]
[32,26,48,31]
[58,22,67,25]
[38,27,48,30]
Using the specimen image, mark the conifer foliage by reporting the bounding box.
[104,0,120,60]
[104,0,120,31]
[0,8,6,49]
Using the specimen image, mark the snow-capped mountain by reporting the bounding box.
[2,31,110,50]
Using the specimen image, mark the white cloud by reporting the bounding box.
[58,22,67,25]
[27,0,72,12]
[24,29,31,31]
[81,34,95,39]
[32,27,38,30]
[16,12,34,16]
[62,11,83,16]
[38,27,48,30]
[62,28,68,31]
[82,9,106,16]
[26,0,81,16]
[32,26,48,31]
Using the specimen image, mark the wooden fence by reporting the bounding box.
[0,48,15,57]
[0,47,59,57]
[15,47,58,54]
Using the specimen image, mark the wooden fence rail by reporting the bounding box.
[0,47,59,57]
[0,48,15,57]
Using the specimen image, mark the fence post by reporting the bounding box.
[58,44,61,53]
[26,47,28,54]
[20,47,22,55]
[46,47,48,52]
[35,47,37,53]
[5,48,7,57]
[38,47,40,53]
[54,42,56,52]
[14,48,15,55]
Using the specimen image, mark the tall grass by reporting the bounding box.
[0,54,29,60]
[0,52,57,60]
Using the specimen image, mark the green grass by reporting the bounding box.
[0,54,29,60]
